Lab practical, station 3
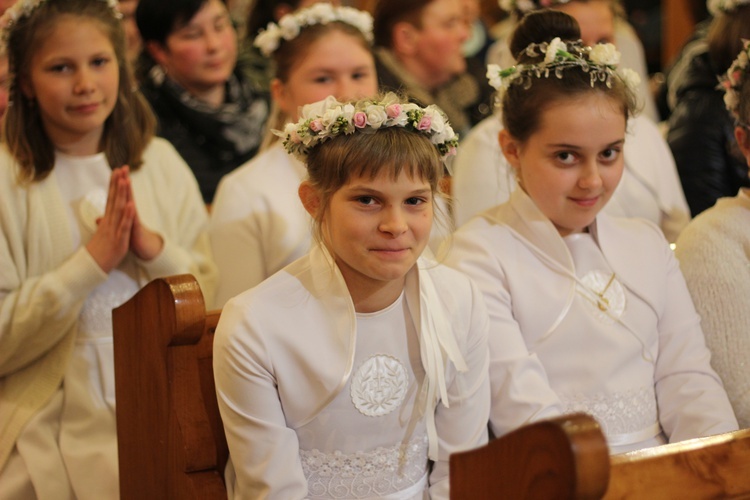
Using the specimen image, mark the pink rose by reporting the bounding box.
[733,70,743,83]
[353,111,367,128]
[417,115,432,131]
[309,119,324,132]
[385,104,402,119]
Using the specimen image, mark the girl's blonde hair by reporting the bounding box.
[3,0,156,182]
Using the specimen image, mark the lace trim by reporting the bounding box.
[561,385,658,438]
[300,434,428,499]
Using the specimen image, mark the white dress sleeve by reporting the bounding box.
[213,296,309,499]
[444,222,564,437]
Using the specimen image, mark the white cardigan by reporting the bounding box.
[213,244,491,499]
[451,114,690,242]
[445,189,738,453]
[209,143,310,307]
[675,191,750,429]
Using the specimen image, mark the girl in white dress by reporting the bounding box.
[676,40,750,429]
[209,4,378,306]
[213,94,495,499]
[0,0,216,497]
[445,10,738,454]
[453,0,689,241]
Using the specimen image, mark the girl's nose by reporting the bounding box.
[578,162,603,190]
[379,207,408,236]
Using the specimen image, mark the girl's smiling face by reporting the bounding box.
[22,15,119,154]
[500,92,626,236]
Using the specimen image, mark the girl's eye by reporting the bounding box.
[356,196,376,205]
[181,29,202,39]
[215,16,230,31]
[556,151,577,165]
[600,148,620,162]
[405,197,427,206]
[92,57,110,67]
[313,75,333,84]
[353,70,370,81]
[49,63,71,73]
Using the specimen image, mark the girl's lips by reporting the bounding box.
[71,103,99,114]
[570,196,600,207]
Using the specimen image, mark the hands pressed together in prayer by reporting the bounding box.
[86,166,164,273]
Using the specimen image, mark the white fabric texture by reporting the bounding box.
[0,138,217,492]
[451,114,690,242]
[675,190,750,429]
[444,188,738,454]
[210,143,310,307]
[213,243,490,499]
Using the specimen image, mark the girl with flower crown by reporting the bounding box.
[675,40,750,430]
[453,1,690,243]
[0,0,217,497]
[208,3,378,307]
[213,93,555,498]
[445,10,738,455]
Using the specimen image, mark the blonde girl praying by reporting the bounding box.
[445,10,738,454]
[0,0,216,497]
[208,3,378,306]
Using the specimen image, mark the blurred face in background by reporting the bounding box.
[118,0,143,65]
[272,29,377,120]
[148,0,237,104]
[410,0,469,87]
[555,0,615,46]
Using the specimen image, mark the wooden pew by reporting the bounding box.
[449,413,610,499]
[113,274,226,500]
[114,274,750,499]
[604,428,750,499]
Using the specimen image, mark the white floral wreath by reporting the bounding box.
[0,0,121,42]
[276,93,459,163]
[254,3,373,57]
[487,38,640,100]
[708,0,750,15]
[498,0,571,13]
[720,39,750,123]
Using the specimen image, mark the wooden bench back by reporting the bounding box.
[449,413,610,499]
[604,427,750,499]
[113,274,226,500]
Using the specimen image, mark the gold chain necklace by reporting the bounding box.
[595,272,617,311]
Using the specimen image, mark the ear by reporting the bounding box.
[298,181,321,218]
[146,40,169,68]
[735,126,750,165]
[498,129,522,169]
[392,21,419,56]
[271,78,293,117]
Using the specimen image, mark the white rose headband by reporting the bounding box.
[720,39,750,125]
[254,3,373,57]
[708,0,750,15]
[0,0,121,45]
[276,93,459,164]
[487,38,641,100]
